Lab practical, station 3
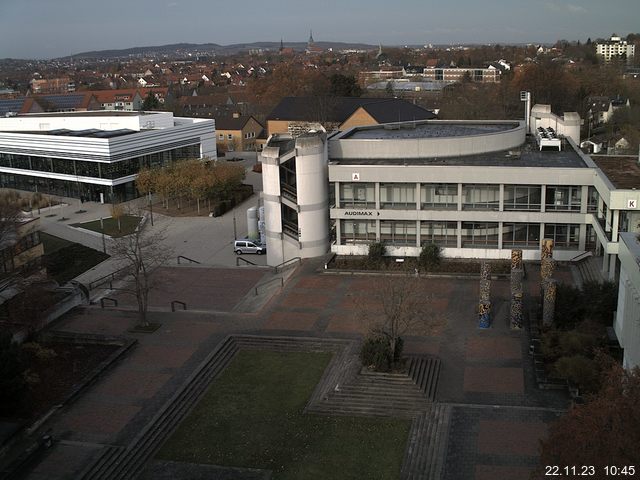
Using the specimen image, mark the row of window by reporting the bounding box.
[335,183,598,212]
[0,145,200,180]
[339,220,589,249]
[217,132,257,141]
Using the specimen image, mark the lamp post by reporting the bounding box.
[148,190,154,226]
[100,217,106,253]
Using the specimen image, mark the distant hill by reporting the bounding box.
[65,41,379,59]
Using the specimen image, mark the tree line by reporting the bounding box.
[136,159,245,214]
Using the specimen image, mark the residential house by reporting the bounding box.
[21,93,101,113]
[216,114,264,152]
[266,97,436,137]
[89,89,144,111]
[30,77,75,94]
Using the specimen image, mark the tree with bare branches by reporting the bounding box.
[110,216,173,327]
[361,275,446,370]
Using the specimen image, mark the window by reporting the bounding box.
[587,186,598,213]
[227,134,233,140]
[340,183,375,209]
[502,223,540,248]
[462,184,499,210]
[341,220,376,244]
[380,183,416,209]
[461,222,499,247]
[380,220,416,246]
[544,224,580,248]
[281,204,298,238]
[503,185,541,211]
[218,134,224,140]
[545,186,581,211]
[52,158,76,175]
[420,221,457,247]
[421,183,457,209]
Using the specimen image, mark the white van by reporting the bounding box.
[234,240,265,255]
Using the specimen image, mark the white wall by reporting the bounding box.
[615,233,640,369]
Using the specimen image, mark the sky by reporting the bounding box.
[0,0,639,59]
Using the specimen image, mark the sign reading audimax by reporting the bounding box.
[343,211,380,216]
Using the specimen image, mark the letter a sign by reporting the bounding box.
[628,199,637,209]
[352,173,360,181]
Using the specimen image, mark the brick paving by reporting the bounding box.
[262,310,320,331]
[463,367,525,394]
[17,261,575,480]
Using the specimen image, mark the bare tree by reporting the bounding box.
[110,215,173,327]
[365,275,446,364]
[0,193,25,254]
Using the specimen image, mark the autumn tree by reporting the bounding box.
[110,215,173,327]
[110,203,125,232]
[537,362,640,472]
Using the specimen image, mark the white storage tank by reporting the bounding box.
[247,206,259,241]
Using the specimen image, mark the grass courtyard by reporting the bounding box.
[41,232,109,284]
[157,350,411,480]
[71,215,141,237]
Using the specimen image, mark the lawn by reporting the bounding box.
[157,350,411,480]
[71,215,141,237]
[41,232,110,284]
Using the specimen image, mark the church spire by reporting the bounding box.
[308,30,314,45]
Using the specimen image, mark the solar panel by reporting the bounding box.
[40,94,84,110]
[0,98,26,116]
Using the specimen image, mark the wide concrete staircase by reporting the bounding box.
[400,404,452,480]
[76,335,447,480]
[306,355,441,419]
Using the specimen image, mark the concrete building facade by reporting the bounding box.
[260,106,639,283]
[614,232,640,369]
[596,35,636,63]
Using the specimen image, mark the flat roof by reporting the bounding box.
[341,121,520,140]
[592,156,640,189]
[330,137,587,168]
[14,111,154,118]
[0,128,139,138]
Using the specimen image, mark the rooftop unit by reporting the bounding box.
[536,126,561,151]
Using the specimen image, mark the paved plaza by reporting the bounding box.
[5,160,572,479]
[17,258,569,480]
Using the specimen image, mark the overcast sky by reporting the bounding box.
[1,0,638,59]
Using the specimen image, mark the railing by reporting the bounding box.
[236,256,258,266]
[88,266,129,291]
[254,277,284,296]
[274,257,301,274]
[569,251,593,263]
[177,255,201,265]
[100,297,118,308]
[171,300,187,312]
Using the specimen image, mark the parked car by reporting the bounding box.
[234,239,265,255]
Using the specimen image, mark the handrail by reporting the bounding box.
[236,256,258,266]
[254,277,284,295]
[177,255,201,265]
[89,266,129,291]
[273,257,301,274]
[171,300,187,311]
[100,297,118,308]
[569,251,593,263]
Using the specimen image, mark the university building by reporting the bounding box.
[261,105,640,283]
[0,111,215,203]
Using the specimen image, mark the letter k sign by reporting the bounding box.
[628,199,637,209]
